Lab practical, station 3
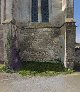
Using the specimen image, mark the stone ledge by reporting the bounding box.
[2,19,12,24]
[65,18,75,23]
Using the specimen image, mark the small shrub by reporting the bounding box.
[64,68,75,74]
[0,64,6,72]
[0,64,15,73]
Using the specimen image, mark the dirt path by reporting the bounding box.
[0,72,80,92]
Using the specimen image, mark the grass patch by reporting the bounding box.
[0,64,14,73]
[0,64,5,72]
[19,61,74,76]
[0,61,74,76]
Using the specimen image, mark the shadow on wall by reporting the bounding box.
[21,60,65,72]
[74,63,80,71]
[74,47,80,71]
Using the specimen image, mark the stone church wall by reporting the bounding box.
[75,43,80,63]
[17,27,61,61]
[0,0,79,69]
[75,48,80,63]
[59,24,66,64]
[65,22,76,68]
[13,0,64,27]
[10,0,65,62]
[13,0,31,23]
[1,0,13,23]
[0,1,4,63]
[2,22,61,66]
[0,24,4,63]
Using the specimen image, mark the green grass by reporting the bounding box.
[0,64,14,73]
[0,64,5,72]
[0,61,74,76]
[18,61,74,76]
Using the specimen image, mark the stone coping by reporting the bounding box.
[65,18,75,23]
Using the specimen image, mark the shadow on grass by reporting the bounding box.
[0,61,74,76]
[18,61,67,76]
[21,61,65,73]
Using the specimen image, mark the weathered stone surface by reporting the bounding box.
[0,0,79,69]
[18,28,60,61]
[75,43,80,63]
[65,22,76,69]
[0,25,4,64]
[3,23,21,69]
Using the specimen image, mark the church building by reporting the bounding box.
[0,0,76,69]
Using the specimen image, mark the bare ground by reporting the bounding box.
[0,72,80,92]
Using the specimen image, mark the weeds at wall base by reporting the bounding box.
[0,61,75,76]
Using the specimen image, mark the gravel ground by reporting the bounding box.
[0,72,80,92]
